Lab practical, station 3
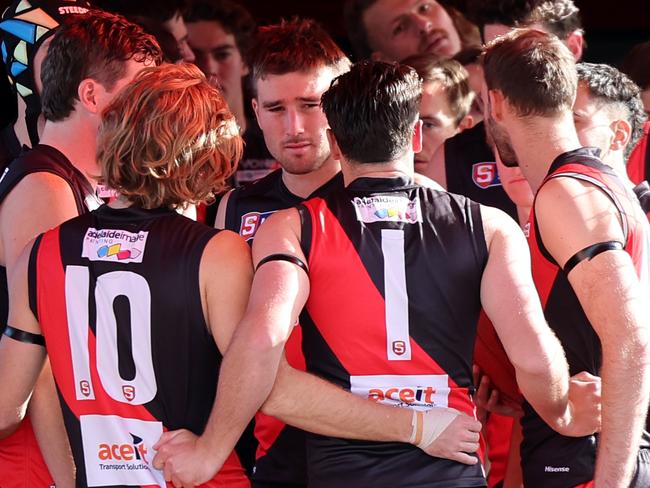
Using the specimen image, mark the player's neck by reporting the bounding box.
[39,118,99,189]
[282,156,340,199]
[601,151,635,190]
[342,154,414,186]
[512,115,582,194]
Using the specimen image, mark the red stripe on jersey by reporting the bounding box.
[627,121,649,185]
[0,416,53,488]
[303,198,473,416]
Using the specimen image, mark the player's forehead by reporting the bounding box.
[255,65,337,103]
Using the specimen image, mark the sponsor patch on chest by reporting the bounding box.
[472,162,502,189]
[350,374,450,411]
[352,195,422,224]
[80,415,165,487]
[82,228,148,263]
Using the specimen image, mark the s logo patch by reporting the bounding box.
[472,162,502,189]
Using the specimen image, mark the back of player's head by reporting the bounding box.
[249,18,349,89]
[321,60,422,164]
[98,63,242,209]
[576,62,647,160]
[482,28,576,117]
[184,0,256,59]
[41,10,162,122]
[404,55,473,126]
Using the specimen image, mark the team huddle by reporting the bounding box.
[0,0,649,488]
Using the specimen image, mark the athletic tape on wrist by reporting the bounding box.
[409,407,460,449]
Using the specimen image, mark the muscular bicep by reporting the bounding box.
[0,240,46,432]
[245,209,310,347]
[479,206,558,373]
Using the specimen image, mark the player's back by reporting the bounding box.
[298,176,489,488]
[30,205,246,487]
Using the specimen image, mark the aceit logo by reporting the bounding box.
[368,385,438,404]
[239,211,275,240]
[97,433,149,464]
[350,374,450,411]
[472,162,502,189]
[97,243,142,261]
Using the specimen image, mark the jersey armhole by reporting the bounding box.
[28,233,44,322]
[297,203,312,262]
[223,188,241,232]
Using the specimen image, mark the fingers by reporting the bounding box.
[448,451,479,465]
[154,429,185,450]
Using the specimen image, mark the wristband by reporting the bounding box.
[409,407,460,449]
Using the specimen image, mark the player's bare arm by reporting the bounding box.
[0,240,46,437]
[479,204,601,437]
[536,177,650,488]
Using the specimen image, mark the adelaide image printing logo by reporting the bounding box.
[472,162,502,189]
[82,228,148,264]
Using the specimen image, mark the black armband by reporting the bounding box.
[255,253,309,276]
[563,241,624,274]
[3,325,45,346]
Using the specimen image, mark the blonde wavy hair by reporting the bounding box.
[97,63,242,209]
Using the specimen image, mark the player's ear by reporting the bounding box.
[326,129,343,161]
[610,118,631,152]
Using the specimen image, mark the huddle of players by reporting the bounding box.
[0,1,649,488]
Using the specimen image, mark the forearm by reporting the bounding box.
[594,342,650,487]
[30,362,75,488]
[198,327,285,461]
[262,361,412,443]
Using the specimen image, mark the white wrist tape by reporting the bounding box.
[409,407,460,449]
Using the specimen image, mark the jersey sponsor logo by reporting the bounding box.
[239,211,275,240]
[352,195,422,224]
[350,374,450,411]
[472,162,502,189]
[80,415,165,487]
[82,228,148,263]
[544,466,570,473]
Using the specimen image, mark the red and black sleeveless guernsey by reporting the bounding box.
[444,122,518,222]
[225,168,343,487]
[628,121,649,185]
[298,176,489,488]
[29,205,249,488]
[522,148,650,488]
[0,144,100,488]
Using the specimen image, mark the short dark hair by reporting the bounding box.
[93,0,186,23]
[321,60,422,164]
[184,0,256,61]
[42,10,162,121]
[482,28,576,117]
[344,0,478,61]
[468,0,582,40]
[620,39,650,91]
[249,18,349,88]
[576,62,647,161]
[403,55,473,126]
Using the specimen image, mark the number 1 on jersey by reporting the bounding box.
[381,229,412,361]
